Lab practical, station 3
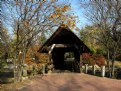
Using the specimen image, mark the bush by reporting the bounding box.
[116,55,121,61]
[0,71,14,78]
[0,77,14,83]
[96,49,105,55]
[22,69,28,77]
[0,60,7,72]
[116,68,121,79]
[0,71,14,83]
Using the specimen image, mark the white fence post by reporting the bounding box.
[42,64,45,75]
[85,64,88,73]
[93,65,96,75]
[101,65,105,77]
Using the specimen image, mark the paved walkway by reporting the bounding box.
[18,73,121,91]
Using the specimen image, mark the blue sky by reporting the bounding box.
[3,0,90,35]
[69,0,90,28]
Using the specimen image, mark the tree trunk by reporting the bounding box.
[111,60,115,78]
[92,65,96,75]
[13,52,18,83]
[107,49,111,77]
[111,49,116,78]
[18,51,23,82]
[20,49,27,82]
[14,48,27,82]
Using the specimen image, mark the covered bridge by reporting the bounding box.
[38,25,90,73]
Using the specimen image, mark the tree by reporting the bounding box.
[80,0,121,78]
[80,25,103,54]
[0,27,10,60]
[1,0,78,82]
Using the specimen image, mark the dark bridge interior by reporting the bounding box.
[52,45,80,72]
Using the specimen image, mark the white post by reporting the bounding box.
[101,65,105,77]
[85,64,88,73]
[93,65,96,75]
[42,64,45,75]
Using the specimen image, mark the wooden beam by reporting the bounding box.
[48,44,56,54]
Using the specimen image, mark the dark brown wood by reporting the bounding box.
[38,25,90,53]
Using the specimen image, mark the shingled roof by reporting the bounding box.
[38,25,90,53]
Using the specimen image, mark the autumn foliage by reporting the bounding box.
[49,5,77,29]
[25,45,49,70]
[82,53,106,66]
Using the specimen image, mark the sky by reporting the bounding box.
[70,0,89,29]
[2,0,90,36]
[64,0,90,36]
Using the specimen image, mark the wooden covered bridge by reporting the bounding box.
[38,25,90,73]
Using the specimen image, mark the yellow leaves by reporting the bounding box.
[56,13,62,17]
[69,16,78,19]
[51,13,58,18]
[55,5,70,13]
[49,5,71,21]
[49,14,77,29]
[61,21,75,29]
[61,17,66,21]
[49,14,56,20]
[51,0,56,3]
[63,5,70,12]
[90,28,101,35]
[49,5,76,29]
[55,7,62,12]
[23,20,32,30]
[60,24,68,28]
[23,21,29,27]
[49,13,62,20]
[66,19,76,29]
[53,19,57,23]
[64,15,78,29]
[49,16,53,20]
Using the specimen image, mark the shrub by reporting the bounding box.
[116,68,121,79]
[0,71,14,78]
[0,60,7,72]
